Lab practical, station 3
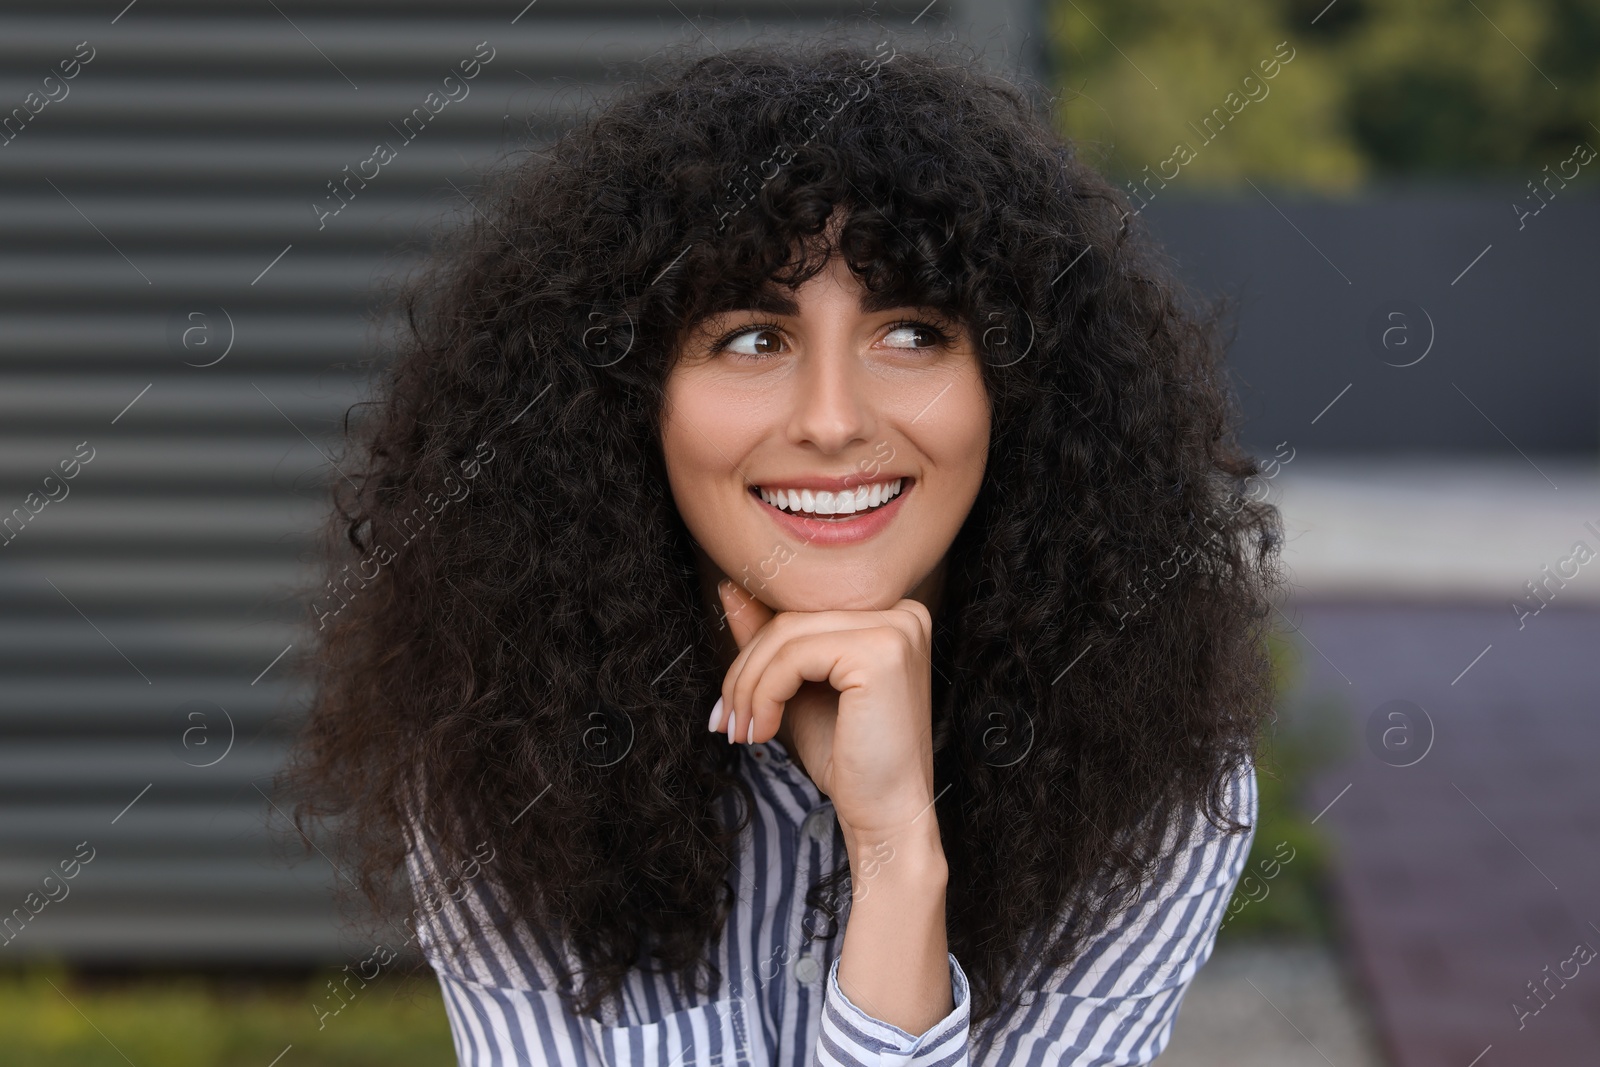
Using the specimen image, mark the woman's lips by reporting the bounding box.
[748,478,913,547]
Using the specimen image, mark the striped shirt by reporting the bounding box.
[406,731,1257,1066]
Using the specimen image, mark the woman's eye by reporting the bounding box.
[722,327,785,358]
[882,324,942,349]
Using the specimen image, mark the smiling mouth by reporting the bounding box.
[748,477,910,521]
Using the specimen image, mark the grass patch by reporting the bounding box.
[0,963,454,1067]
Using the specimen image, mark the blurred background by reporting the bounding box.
[0,1,1595,1064]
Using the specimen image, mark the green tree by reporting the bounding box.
[1340,0,1599,172]
[1045,0,1600,187]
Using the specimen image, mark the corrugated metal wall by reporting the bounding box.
[0,1,1040,964]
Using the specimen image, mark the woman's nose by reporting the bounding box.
[785,343,875,453]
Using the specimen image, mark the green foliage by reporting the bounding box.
[0,964,454,1067]
[1214,629,1355,943]
[1046,0,1600,186]
[1337,0,1599,172]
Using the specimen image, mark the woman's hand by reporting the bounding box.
[712,579,939,843]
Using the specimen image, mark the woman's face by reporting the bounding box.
[660,251,990,614]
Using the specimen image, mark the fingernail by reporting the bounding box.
[708,696,724,732]
[746,717,755,745]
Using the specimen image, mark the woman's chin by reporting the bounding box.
[755,581,909,615]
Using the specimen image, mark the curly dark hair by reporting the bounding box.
[277,30,1284,1038]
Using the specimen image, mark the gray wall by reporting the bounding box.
[1141,188,1598,458]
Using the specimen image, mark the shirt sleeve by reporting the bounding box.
[814,756,1258,1067]
[816,951,972,1067]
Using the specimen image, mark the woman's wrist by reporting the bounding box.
[835,820,952,1037]
[841,813,947,892]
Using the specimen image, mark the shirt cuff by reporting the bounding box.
[818,951,971,1065]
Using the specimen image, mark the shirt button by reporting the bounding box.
[751,748,768,762]
[794,956,821,985]
[803,810,833,842]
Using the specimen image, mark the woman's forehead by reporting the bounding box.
[694,275,945,316]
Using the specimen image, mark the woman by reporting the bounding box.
[280,32,1283,1067]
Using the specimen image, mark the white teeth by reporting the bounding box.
[756,478,904,516]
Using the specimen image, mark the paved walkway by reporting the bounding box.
[1283,603,1600,1066]
[1163,942,1388,1067]
[1269,457,1600,603]
[1261,459,1600,1066]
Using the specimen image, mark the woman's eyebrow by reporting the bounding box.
[705,288,799,317]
